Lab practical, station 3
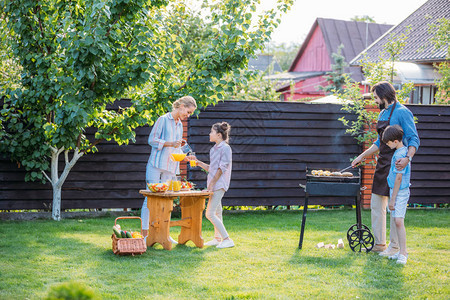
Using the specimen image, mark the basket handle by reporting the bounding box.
[114,216,143,231]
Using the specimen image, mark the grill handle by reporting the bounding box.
[299,184,306,191]
[338,165,353,173]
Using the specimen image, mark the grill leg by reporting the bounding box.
[356,193,362,229]
[299,193,309,249]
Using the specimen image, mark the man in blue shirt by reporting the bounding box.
[351,81,419,255]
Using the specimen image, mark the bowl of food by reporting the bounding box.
[181,181,195,191]
[147,182,169,193]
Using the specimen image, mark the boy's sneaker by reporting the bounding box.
[217,239,235,249]
[396,254,408,265]
[379,244,400,257]
[388,251,400,260]
[204,239,221,246]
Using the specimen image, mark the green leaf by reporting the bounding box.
[85,36,94,45]
[0,0,293,188]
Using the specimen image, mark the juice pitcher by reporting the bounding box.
[170,147,187,162]
[180,139,192,154]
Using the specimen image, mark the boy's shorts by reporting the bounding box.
[389,188,410,218]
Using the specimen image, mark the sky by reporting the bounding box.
[260,0,429,45]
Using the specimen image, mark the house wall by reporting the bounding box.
[281,78,368,102]
[291,26,331,72]
[281,76,327,101]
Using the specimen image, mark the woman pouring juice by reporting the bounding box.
[141,96,197,242]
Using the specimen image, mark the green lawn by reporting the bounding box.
[0,209,448,299]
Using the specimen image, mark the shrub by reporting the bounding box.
[45,281,101,300]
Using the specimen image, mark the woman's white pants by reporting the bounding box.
[141,165,174,230]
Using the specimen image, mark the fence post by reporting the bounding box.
[361,105,380,209]
[180,119,189,179]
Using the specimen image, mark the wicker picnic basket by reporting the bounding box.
[111,216,147,256]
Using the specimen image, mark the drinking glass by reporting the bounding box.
[189,152,197,167]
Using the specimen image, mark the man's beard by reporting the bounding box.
[379,102,386,110]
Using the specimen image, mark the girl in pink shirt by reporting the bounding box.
[192,122,234,249]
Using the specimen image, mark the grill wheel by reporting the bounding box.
[346,223,370,242]
[347,229,374,252]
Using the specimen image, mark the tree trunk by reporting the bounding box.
[45,147,84,221]
[52,184,62,221]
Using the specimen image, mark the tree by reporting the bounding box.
[351,15,376,23]
[429,18,450,104]
[0,0,293,220]
[225,69,282,101]
[263,42,301,71]
[0,16,21,91]
[222,41,301,101]
[317,44,348,95]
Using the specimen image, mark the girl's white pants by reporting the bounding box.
[205,189,229,240]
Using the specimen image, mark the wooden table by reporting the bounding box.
[139,190,213,250]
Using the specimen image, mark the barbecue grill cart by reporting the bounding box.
[298,167,374,252]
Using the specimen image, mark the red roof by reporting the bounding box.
[289,18,393,82]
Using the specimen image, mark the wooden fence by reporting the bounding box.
[406,105,450,204]
[187,101,450,206]
[0,126,149,210]
[188,101,360,206]
[1,100,449,210]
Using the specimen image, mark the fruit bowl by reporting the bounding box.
[181,181,194,190]
[147,183,169,193]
